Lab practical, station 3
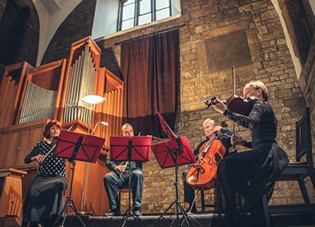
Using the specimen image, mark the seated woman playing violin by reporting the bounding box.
[22,120,68,227]
[212,80,288,227]
[182,118,240,214]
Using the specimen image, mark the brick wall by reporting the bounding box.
[100,0,314,214]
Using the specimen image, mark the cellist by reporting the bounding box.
[212,80,288,226]
[182,118,241,214]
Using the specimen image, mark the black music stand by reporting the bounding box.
[110,136,151,226]
[52,130,105,227]
[150,111,202,227]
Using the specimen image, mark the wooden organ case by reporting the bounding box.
[0,36,123,216]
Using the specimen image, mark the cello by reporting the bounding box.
[185,132,226,191]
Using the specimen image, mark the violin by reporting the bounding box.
[205,95,256,116]
[186,134,226,191]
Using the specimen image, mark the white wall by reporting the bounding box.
[91,0,120,39]
[33,0,82,66]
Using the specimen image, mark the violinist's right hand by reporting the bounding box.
[213,99,227,114]
[114,165,127,173]
[32,154,45,163]
[230,135,244,146]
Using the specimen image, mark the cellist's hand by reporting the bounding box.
[213,99,227,114]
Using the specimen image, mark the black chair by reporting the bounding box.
[263,107,315,226]
[200,183,224,214]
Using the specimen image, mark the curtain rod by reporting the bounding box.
[115,23,185,46]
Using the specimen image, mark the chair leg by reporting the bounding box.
[298,179,311,205]
[216,185,223,216]
[308,166,315,189]
[118,191,121,213]
[262,194,271,227]
[201,190,205,213]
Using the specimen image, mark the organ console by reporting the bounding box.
[0,36,124,216]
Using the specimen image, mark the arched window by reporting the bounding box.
[118,0,172,31]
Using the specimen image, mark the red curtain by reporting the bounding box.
[121,29,179,137]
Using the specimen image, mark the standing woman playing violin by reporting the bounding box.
[22,120,68,227]
[212,81,288,227]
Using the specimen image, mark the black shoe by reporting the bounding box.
[103,209,120,217]
[29,222,38,227]
[134,208,142,216]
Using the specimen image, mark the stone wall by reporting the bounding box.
[97,0,314,214]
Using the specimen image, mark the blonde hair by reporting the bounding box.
[121,123,133,133]
[244,80,269,101]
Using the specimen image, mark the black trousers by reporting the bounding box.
[103,169,143,210]
[182,169,195,205]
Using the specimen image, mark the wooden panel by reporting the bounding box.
[0,119,48,169]
[83,156,110,215]
[98,89,123,150]
[15,126,45,167]
[61,120,112,215]
[2,132,20,168]
[0,168,27,217]
[61,120,91,214]
[0,62,33,128]
[0,134,10,168]
[60,120,111,215]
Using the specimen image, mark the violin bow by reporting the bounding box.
[232,66,237,153]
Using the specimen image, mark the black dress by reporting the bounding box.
[217,100,289,226]
[22,139,68,226]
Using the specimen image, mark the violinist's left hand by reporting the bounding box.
[231,135,244,146]
[213,99,227,114]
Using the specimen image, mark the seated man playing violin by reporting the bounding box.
[182,118,240,213]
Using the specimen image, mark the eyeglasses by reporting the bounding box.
[203,125,213,130]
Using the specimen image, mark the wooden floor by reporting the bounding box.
[1,211,315,227]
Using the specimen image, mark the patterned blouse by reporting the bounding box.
[25,140,66,177]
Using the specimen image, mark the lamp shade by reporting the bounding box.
[81,95,105,104]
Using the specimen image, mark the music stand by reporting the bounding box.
[150,111,202,227]
[110,136,151,226]
[52,130,105,227]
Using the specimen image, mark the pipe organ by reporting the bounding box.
[64,44,97,124]
[19,81,58,124]
[0,36,124,216]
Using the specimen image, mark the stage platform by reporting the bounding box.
[61,212,315,227]
[1,211,315,226]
